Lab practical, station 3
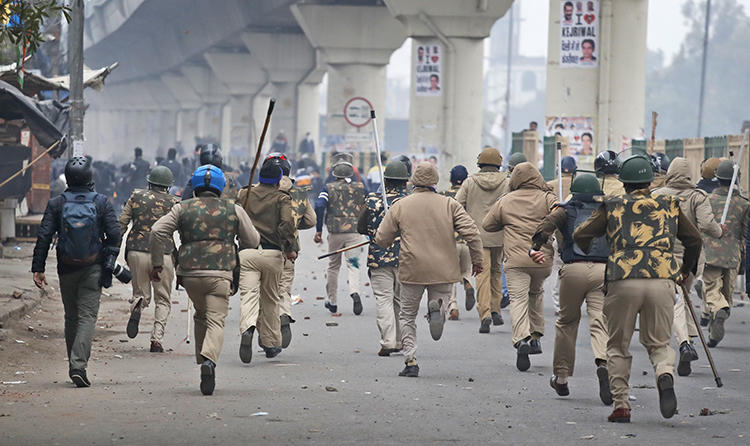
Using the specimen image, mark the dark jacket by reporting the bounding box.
[32,186,121,275]
[696,178,718,194]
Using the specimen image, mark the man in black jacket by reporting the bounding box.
[31,156,121,388]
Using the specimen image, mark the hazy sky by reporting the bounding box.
[387,0,750,80]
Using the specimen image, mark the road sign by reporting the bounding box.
[344,97,373,128]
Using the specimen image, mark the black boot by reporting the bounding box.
[708,307,729,347]
[239,327,254,364]
[677,341,698,376]
[464,282,475,311]
[550,376,569,396]
[479,317,491,333]
[399,363,419,377]
[126,299,142,339]
[657,373,677,419]
[351,293,363,315]
[150,340,164,353]
[491,311,504,326]
[264,346,282,358]
[325,301,338,314]
[500,291,510,309]
[529,338,542,355]
[597,364,613,405]
[200,359,216,396]
[516,340,531,371]
[280,314,293,349]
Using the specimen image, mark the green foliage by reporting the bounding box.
[0,0,70,57]
[646,0,750,138]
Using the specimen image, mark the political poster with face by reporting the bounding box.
[546,116,595,166]
[415,43,442,96]
[560,0,599,68]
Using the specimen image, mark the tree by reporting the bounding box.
[0,1,70,64]
[645,0,750,138]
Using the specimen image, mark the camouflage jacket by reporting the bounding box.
[325,180,365,233]
[119,188,178,253]
[440,185,463,242]
[602,192,681,281]
[704,187,750,269]
[177,197,239,271]
[357,186,407,268]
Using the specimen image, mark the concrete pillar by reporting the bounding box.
[297,81,321,152]
[545,0,648,163]
[242,32,326,155]
[292,4,407,152]
[384,0,512,183]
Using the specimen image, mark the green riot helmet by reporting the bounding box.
[383,159,410,180]
[715,159,735,181]
[147,165,174,187]
[508,152,527,168]
[332,161,354,179]
[570,173,603,195]
[618,155,654,184]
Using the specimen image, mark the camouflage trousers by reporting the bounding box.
[126,251,174,342]
[703,265,737,316]
[605,278,675,410]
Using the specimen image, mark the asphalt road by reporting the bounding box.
[1,237,749,445]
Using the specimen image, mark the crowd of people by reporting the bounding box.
[30,143,748,424]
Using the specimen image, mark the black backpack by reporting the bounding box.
[58,191,102,265]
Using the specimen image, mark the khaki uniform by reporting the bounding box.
[702,186,749,316]
[375,188,482,364]
[652,158,723,345]
[602,174,625,197]
[357,185,408,349]
[320,179,366,304]
[118,188,179,343]
[150,193,259,364]
[440,185,472,313]
[546,173,574,311]
[531,205,608,378]
[236,184,297,348]
[456,168,508,321]
[275,177,315,320]
[482,163,557,345]
[573,189,702,410]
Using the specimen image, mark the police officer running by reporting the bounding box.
[119,165,179,352]
[150,165,259,395]
[573,155,702,423]
[530,173,611,405]
[314,161,366,315]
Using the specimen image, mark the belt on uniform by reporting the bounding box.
[261,242,281,251]
[567,260,606,264]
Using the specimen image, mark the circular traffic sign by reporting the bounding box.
[343,97,373,128]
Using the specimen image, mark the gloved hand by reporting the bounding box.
[99,268,113,288]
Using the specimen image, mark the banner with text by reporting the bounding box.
[415,43,442,96]
[560,0,599,68]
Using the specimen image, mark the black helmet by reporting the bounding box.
[264,152,291,176]
[392,155,412,176]
[199,143,223,169]
[595,150,619,174]
[65,156,93,187]
[650,152,671,173]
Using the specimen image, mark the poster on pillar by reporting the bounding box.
[415,43,442,96]
[546,116,595,166]
[559,0,599,68]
